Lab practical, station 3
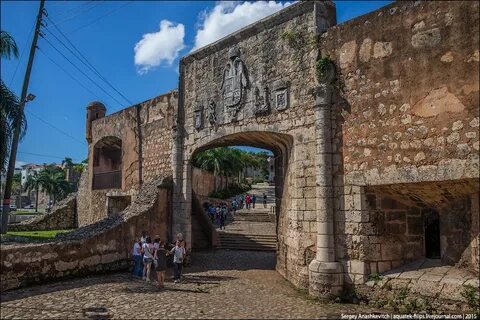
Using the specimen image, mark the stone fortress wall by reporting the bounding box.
[77,91,177,227]
[8,193,77,232]
[1,178,170,292]
[173,1,336,290]
[320,0,479,284]
[2,0,478,298]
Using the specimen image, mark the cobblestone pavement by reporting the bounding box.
[1,250,384,319]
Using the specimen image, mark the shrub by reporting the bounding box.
[208,182,251,199]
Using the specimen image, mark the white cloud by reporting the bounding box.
[134,20,185,74]
[193,1,292,51]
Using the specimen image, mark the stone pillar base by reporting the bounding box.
[308,259,344,299]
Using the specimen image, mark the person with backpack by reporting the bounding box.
[169,240,186,283]
[231,199,238,216]
[142,236,154,282]
[252,194,257,208]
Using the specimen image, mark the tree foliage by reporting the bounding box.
[0,30,26,173]
[192,147,270,180]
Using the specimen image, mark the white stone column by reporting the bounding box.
[308,81,344,298]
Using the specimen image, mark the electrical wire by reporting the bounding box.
[67,1,133,35]
[9,21,36,86]
[40,35,126,108]
[38,47,99,99]
[44,17,133,105]
[18,151,81,162]
[25,109,86,146]
[46,1,105,28]
[51,1,96,20]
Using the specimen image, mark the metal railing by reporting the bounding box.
[92,170,122,190]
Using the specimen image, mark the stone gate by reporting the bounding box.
[3,0,478,298]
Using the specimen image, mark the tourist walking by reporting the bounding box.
[208,205,216,223]
[132,238,143,278]
[215,205,222,225]
[220,204,227,230]
[245,194,251,209]
[169,240,186,283]
[142,236,154,282]
[154,240,167,288]
[231,199,238,216]
[263,193,267,208]
[252,194,257,208]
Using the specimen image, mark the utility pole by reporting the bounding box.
[1,0,46,233]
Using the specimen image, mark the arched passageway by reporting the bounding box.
[92,136,122,190]
[186,131,294,255]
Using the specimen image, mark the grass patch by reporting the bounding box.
[5,229,71,240]
[12,210,44,215]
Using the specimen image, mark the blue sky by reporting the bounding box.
[1,0,392,166]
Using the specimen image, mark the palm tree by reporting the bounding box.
[62,157,73,168]
[24,171,45,212]
[1,31,19,59]
[1,30,27,173]
[37,165,71,205]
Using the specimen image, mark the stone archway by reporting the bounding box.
[92,136,122,190]
[190,131,293,249]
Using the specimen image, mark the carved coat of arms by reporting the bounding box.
[220,47,248,120]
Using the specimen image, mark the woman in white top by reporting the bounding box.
[132,238,143,278]
[142,236,154,282]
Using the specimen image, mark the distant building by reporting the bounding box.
[20,163,44,186]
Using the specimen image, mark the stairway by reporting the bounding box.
[216,185,277,251]
[218,232,276,251]
[233,209,273,222]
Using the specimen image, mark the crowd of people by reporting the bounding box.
[203,192,269,229]
[232,192,268,210]
[132,231,186,288]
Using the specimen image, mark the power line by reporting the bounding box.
[52,1,96,20]
[67,1,133,35]
[25,109,86,146]
[47,1,105,28]
[44,17,133,105]
[38,47,99,99]
[40,35,126,108]
[18,151,81,162]
[9,21,36,86]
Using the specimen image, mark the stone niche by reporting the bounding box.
[360,180,479,276]
[107,195,132,216]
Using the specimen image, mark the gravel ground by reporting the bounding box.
[1,250,384,319]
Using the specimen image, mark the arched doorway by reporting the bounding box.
[92,136,122,190]
[187,131,293,259]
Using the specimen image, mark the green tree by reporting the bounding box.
[23,171,46,212]
[38,165,71,205]
[61,157,73,168]
[0,31,27,173]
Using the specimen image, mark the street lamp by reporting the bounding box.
[26,93,36,102]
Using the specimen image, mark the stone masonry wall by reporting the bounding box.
[8,193,77,232]
[77,91,177,227]
[322,1,479,186]
[318,0,479,284]
[191,167,231,197]
[1,178,171,292]
[175,1,336,289]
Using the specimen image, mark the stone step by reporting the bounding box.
[217,245,276,251]
[219,239,277,245]
[219,234,276,239]
[234,217,270,220]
